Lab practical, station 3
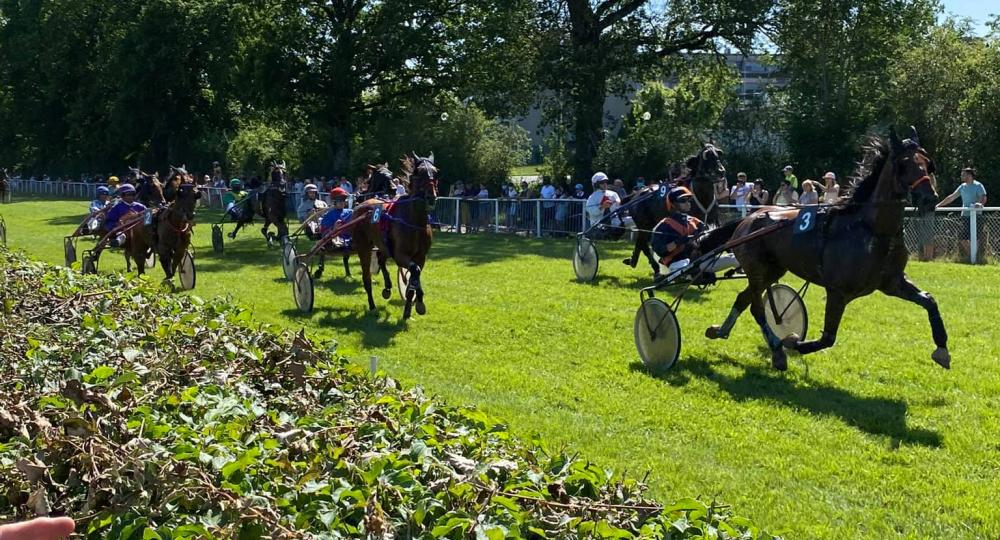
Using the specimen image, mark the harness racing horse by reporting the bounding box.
[623,142,727,278]
[130,167,166,208]
[124,174,199,287]
[0,168,10,203]
[259,161,289,246]
[352,154,436,318]
[702,126,947,371]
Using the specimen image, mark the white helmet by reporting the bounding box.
[591,172,609,185]
[304,183,318,193]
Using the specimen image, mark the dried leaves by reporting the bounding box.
[0,247,778,539]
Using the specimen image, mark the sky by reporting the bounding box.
[939,0,996,35]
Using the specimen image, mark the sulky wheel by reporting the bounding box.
[634,298,682,373]
[292,262,314,314]
[573,236,599,283]
[764,283,808,342]
[282,241,298,281]
[64,237,77,267]
[81,254,98,275]
[211,224,224,254]
[179,250,196,290]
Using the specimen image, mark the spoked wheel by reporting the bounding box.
[282,241,298,281]
[634,298,682,373]
[573,236,599,283]
[292,262,314,314]
[178,251,196,290]
[397,267,410,300]
[764,283,808,341]
[64,237,77,267]
[211,225,224,254]
[81,253,98,275]
[0,217,6,246]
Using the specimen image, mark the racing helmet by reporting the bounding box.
[304,183,319,193]
[118,183,137,195]
[96,186,110,196]
[229,178,243,189]
[668,186,694,204]
[591,172,609,186]
[330,187,349,200]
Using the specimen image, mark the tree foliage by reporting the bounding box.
[595,61,738,181]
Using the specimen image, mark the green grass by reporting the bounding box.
[3,195,1000,538]
[511,165,543,177]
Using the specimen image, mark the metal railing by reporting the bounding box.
[8,179,997,264]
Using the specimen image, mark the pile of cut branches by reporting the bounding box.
[0,247,780,539]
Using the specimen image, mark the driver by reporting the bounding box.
[89,186,112,214]
[297,183,328,222]
[651,187,737,283]
[318,187,354,248]
[585,172,624,233]
[103,184,147,246]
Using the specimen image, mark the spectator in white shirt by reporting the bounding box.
[730,173,752,208]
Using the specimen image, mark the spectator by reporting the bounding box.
[464,182,481,232]
[339,176,354,194]
[748,179,770,206]
[540,178,557,233]
[782,165,799,190]
[820,172,841,203]
[714,175,731,206]
[448,181,464,197]
[503,182,519,230]
[632,178,646,194]
[612,178,627,200]
[211,161,223,184]
[553,184,569,235]
[799,180,820,205]
[476,182,491,229]
[730,173,752,208]
[573,183,586,199]
[773,179,799,205]
[393,177,407,197]
[936,166,987,259]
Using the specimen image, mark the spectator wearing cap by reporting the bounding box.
[730,172,752,209]
[782,165,799,190]
[820,172,840,203]
[799,179,820,205]
[774,178,799,205]
[297,183,328,222]
[936,166,987,259]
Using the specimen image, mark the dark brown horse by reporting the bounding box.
[702,127,947,371]
[131,167,166,208]
[623,142,727,277]
[352,154,436,318]
[124,172,199,285]
[248,160,289,246]
[0,168,10,203]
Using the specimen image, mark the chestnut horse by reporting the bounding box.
[352,154,436,318]
[124,169,199,285]
[701,127,947,371]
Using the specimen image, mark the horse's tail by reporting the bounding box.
[697,218,742,255]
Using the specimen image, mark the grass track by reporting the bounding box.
[2,196,1000,538]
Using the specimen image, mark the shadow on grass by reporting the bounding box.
[280,305,409,349]
[631,356,943,448]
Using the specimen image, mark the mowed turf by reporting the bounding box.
[3,195,1000,538]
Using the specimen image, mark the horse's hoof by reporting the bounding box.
[705,326,728,340]
[381,289,391,300]
[415,301,426,316]
[932,347,951,369]
[781,334,801,350]
[771,348,788,371]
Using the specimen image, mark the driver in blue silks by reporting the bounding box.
[319,187,354,249]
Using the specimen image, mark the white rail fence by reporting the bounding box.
[8,178,997,264]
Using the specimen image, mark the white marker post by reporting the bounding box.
[369,355,378,376]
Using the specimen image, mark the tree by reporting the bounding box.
[534,0,772,181]
[258,0,536,174]
[774,0,937,177]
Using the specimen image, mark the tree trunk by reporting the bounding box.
[330,109,351,174]
[572,78,607,181]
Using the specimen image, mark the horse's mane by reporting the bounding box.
[842,136,889,205]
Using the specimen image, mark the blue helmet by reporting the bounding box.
[97,186,110,196]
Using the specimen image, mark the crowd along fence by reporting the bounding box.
[8,178,997,264]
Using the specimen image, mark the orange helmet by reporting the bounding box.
[329,187,349,200]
